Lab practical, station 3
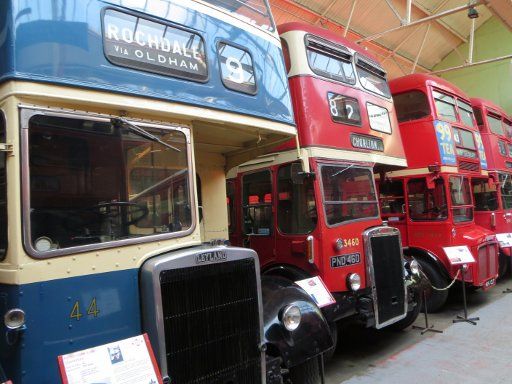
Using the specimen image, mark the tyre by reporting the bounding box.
[287,356,322,384]
[322,321,338,361]
[417,260,449,313]
[498,251,509,279]
[389,288,422,331]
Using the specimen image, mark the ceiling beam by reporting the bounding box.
[412,1,468,43]
[357,1,484,43]
[270,0,430,72]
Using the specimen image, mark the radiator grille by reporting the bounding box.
[369,234,406,326]
[458,161,479,172]
[160,259,261,384]
[477,243,498,282]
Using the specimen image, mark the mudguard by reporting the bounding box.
[261,275,333,368]
[404,246,450,280]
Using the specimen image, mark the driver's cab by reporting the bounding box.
[26,110,191,255]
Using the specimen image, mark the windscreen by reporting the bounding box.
[201,0,275,31]
[449,176,473,223]
[471,178,498,212]
[27,114,191,255]
[320,165,379,226]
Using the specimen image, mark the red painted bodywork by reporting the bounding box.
[470,97,512,256]
[229,23,407,297]
[381,75,499,288]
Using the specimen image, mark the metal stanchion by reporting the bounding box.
[412,289,443,335]
[453,264,479,325]
[503,251,512,293]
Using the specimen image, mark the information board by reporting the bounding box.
[443,245,475,265]
[295,276,336,308]
[496,233,512,247]
[58,334,162,384]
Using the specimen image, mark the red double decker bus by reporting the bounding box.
[379,74,499,312]
[470,98,512,277]
[227,22,421,345]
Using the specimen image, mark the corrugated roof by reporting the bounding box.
[270,0,504,79]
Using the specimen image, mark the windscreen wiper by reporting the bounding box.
[111,117,181,152]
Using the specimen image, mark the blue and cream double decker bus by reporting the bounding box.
[0,1,333,383]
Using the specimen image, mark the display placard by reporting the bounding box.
[58,334,162,384]
[367,103,391,134]
[443,245,475,265]
[295,276,336,308]
[496,233,512,247]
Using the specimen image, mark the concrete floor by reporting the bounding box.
[325,278,512,383]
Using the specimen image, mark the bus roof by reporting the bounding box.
[389,74,470,102]
[278,22,381,64]
[471,97,509,119]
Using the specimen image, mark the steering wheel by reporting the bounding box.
[91,201,149,226]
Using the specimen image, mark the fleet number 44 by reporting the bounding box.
[70,298,100,320]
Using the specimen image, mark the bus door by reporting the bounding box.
[405,177,449,248]
[274,162,318,270]
[379,179,408,244]
[241,169,275,266]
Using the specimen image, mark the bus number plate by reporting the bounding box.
[330,253,360,268]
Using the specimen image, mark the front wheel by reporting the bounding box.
[287,357,322,384]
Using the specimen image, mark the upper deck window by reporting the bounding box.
[449,176,473,223]
[201,0,275,31]
[305,35,356,85]
[457,100,475,128]
[473,107,484,126]
[25,113,192,257]
[505,119,512,139]
[433,91,457,123]
[320,165,379,226]
[393,90,430,123]
[355,55,391,98]
[452,127,477,159]
[487,114,505,136]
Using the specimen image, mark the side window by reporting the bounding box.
[392,91,430,123]
[471,178,498,211]
[277,163,317,234]
[379,180,405,216]
[242,170,272,235]
[407,178,447,221]
[473,107,484,126]
[0,112,6,260]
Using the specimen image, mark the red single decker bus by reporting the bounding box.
[470,97,512,277]
[227,22,421,345]
[380,74,499,312]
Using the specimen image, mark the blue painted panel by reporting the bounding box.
[434,120,457,166]
[0,269,141,384]
[1,0,294,125]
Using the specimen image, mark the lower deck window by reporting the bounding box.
[407,178,447,221]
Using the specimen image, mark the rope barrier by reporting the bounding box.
[421,268,461,291]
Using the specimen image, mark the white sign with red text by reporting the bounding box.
[58,334,162,384]
[295,276,336,308]
[443,245,475,266]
